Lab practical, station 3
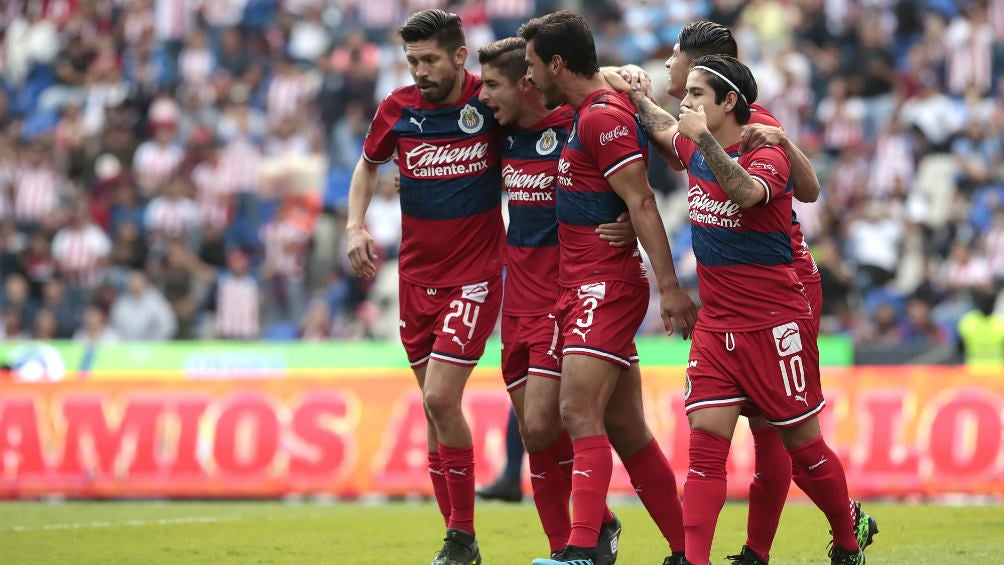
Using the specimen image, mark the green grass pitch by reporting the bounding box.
[1,500,1000,564]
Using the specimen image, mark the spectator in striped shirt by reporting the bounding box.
[51,210,112,292]
[13,141,62,232]
[144,175,200,255]
[260,201,312,324]
[207,249,261,340]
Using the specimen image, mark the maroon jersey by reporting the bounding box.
[363,71,504,287]
[748,103,821,286]
[555,89,648,288]
[502,107,574,316]
[674,132,811,332]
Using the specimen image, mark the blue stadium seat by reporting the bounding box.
[262,321,299,341]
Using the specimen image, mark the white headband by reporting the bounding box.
[693,65,748,105]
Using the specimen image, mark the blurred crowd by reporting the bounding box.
[0,0,1002,350]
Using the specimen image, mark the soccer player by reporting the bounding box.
[346,9,502,565]
[632,53,865,565]
[478,36,688,565]
[518,12,698,565]
[607,21,877,565]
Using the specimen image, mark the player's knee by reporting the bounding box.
[523,419,560,452]
[558,397,599,435]
[423,388,459,420]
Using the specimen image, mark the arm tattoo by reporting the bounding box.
[695,131,761,206]
[631,92,678,133]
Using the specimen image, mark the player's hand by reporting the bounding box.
[740,124,787,153]
[603,69,632,93]
[616,64,651,95]
[678,105,709,142]
[595,212,636,247]
[346,225,378,279]
[660,286,697,339]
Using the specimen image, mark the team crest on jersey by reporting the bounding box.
[458,104,484,134]
[536,128,558,155]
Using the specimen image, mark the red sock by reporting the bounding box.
[553,430,615,527]
[529,447,571,552]
[684,429,731,565]
[553,429,575,485]
[439,443,476,535]
[622,439,685,553]
[567,435,613,549]
[745,426,791,561]
[788,435,858,552]
[428,450,451,527]
[554,433,614,529]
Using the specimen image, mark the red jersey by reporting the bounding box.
[502,106,574,316]
[749,103,821,285]
[555,89,648,288]
[674,132,811,332]
[363,71,505,287]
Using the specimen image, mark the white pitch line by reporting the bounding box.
[1,516,241,533]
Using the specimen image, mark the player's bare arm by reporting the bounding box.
[608,162,697,338]
[602,70,683,168]
[345,156,380,279]
[741,123,820,203]
[631,91,686,171]
[681,105,765,209]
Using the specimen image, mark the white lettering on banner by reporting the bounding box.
[688,184,742,227]
[599,125,629,146]
[503,164,554,190]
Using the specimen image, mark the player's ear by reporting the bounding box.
[454,45,468,67]
[723,91,737,113]
[550,54,562,76]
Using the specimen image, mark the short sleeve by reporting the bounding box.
[745,146,791,205]
[362,93,401,164]
[578,107,645,178]
[673,131,696,171]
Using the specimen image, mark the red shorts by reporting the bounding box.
[804,277,822,338]
[555,281,647,368]
[501,313,561,391]
[685,318,824,427]
[399,276,503,368]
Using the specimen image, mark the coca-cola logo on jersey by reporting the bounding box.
[404,141,491,178]
[599,125,629,146]
[688,184,742,228]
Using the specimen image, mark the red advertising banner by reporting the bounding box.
[0,366,1001,498]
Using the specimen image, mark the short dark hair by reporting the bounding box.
[398,9,465,54]
[690,54,757,124]
[679,21,738,59]
[518,11,598,77]
[478,37,528,84]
